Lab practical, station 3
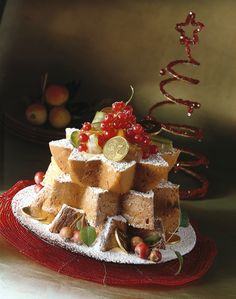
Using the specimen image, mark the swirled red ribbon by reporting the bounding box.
[143,12,208,199]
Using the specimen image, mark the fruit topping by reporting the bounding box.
[34,171,45,185]
[59,226,74,240]
[114,228,129,253]
[148,248,162,262]
[103,136,129,162]
[130,236,143,250]
[82,122,92,131]
[70,130,80,147]
[134,242,150,259]
[71,230,83,244]
[78,143,88,152]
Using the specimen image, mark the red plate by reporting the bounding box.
[0,180,217,287]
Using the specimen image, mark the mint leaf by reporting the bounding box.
[80,226,96,246]
[174,251,183,275]
[180,209,189,227]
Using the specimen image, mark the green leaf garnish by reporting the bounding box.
[70,131,80,147]
[125,85,134,105]
[180,209,189,227]
[144,232,161,245]
[80,226,96,246]
[174,251,183,275]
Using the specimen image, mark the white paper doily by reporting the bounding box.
[12,186,196,265]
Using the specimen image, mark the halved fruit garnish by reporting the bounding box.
[91,111,106,130]
[103,136,129,162]
[114,228,128,253]
[151,135,173,152]
[165,233,181,245]
[70,130,80,147]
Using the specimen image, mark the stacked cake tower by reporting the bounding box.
[29,102,180,260]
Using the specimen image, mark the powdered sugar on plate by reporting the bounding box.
[12,186,196,265]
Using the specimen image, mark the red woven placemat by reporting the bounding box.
[0,180,217,287]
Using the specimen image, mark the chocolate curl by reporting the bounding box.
[143,12,208,199]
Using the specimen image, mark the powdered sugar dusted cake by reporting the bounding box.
[19,100,189,263]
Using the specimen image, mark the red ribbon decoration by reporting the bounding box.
[142,12,209,199]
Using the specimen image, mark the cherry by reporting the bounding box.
[78,143,88,152]
[134,242,150,259]
[34,184,43,193]
[82,122,91,131]
[34,171,45,184]
[79,133,89,143]
[112,101,126,112]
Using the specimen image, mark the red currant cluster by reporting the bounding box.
[78,101,158,159]
[78,123,91,152]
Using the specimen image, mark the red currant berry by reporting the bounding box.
[98,134,106,147]
[34,184,43,193]
[130,115,136,123]
[142,134,151,146]
[117,112,128,121]
[134,134,144,144]
[132,124,144,134]
[126,128,134,138]
[78,143,88,152]
[101,121,111,130]
[104,113,114,123]
[149,144,158,155]
[82,122,91,131]
[112,101,126,112]
[113,120,122,129]
[123,105,133,113]
[34,171,45,184]
[142,151,150,159]
[79,133,89,143]
[104,129,116,139]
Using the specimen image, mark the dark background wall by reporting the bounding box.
[0,0,235,193]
